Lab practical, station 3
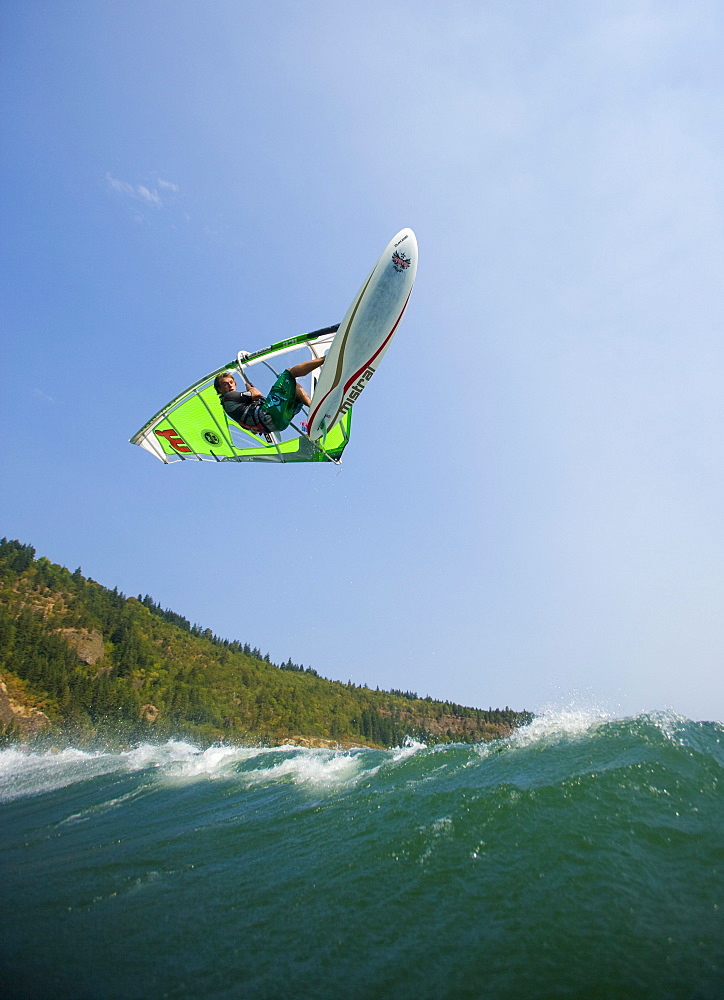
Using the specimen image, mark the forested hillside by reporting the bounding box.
[0,539,532,747]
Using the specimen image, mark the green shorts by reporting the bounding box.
[261,370,303,432]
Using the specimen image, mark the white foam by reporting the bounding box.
[154,743,267,783]
[0,739,419,802]
[59,786,146,825]
[0,746,118,803]
[121,740,243,775]
[240,747,364,792]
[479,700,614,756]
[391,736,427,762]
[641,709,691,744]
[0,741,239,802]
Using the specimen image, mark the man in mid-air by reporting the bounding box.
[214,357,324,436]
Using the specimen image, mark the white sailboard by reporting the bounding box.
[307,228,418,440]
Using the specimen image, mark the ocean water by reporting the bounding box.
[0,711,721,1000]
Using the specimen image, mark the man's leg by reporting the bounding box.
[295,383,312,407]
[287,357,324,379]
[286,357,324,409]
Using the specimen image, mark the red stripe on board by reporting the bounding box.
[340,288,412,397]
[307,274,374,429]
[308,286,413,434]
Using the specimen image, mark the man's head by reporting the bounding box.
[214,372,236,394]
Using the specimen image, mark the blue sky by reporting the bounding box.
[2,1,724,723]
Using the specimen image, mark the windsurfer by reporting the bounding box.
[214,358,324,435]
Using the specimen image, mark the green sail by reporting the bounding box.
[130,327,351,465]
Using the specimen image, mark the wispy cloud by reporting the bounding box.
[106,173,178,207]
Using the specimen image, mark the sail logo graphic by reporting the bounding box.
[202,431,221,446]
[339,367,374,416]
[392,251,411,272]
[155,428,191,453]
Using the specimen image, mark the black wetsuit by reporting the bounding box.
[218,390,267,432]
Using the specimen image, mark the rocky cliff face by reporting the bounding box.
[0,676,51,738]
[56,629,105,665]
